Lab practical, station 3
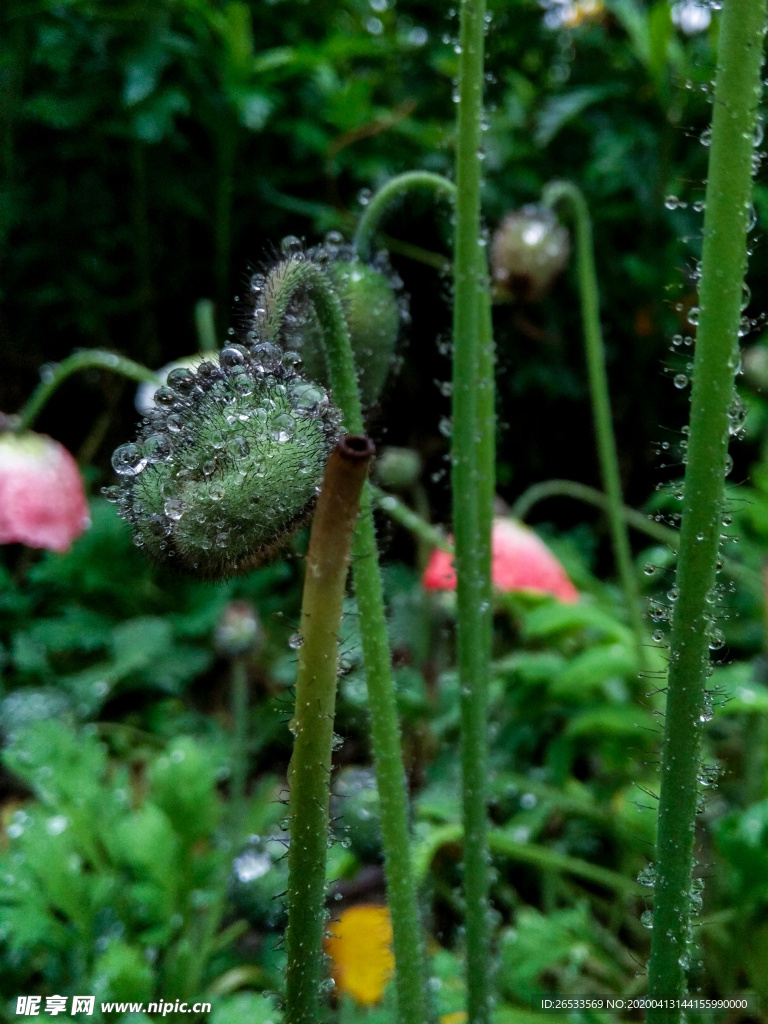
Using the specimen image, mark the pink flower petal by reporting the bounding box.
[421,517,578,603]
[0,432,90,552]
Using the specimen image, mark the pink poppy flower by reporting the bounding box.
[0,430,90,552]
[422,517,579,603]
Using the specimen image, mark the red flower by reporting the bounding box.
[422,517,579,603]
[0,431,90,552]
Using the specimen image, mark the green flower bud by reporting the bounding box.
[110,347,341,579]
[374,446,422,490]
[264,240,405,407]
[491,204,570,302]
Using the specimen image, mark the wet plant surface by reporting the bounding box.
[3,1,768,1023]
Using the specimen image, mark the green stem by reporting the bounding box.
[372,487,453,553]
[286,436,373,1024]
[213,122,237,341]
[415,824,646,898]
[263,259,428,1024]
[354,171,456,263]
[17,351,160,433]
[647,0,766,1016]
[453,0,492,1019]
[542,181,645,660]
[230,657,249,843]
[512,479,679,547]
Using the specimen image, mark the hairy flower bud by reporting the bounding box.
[249,241,405,408]
[491,205,570,302]
[109,347,341,579]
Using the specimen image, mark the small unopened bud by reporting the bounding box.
[491,205,570,301]
[215,600,262,657]
[375,447,422,490]
[743,344,768,391]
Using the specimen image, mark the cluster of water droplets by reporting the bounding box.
[107,320,341,578]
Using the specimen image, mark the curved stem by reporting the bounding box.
[285,437,372,1024]
[17,351,160,433]
[262,257,363,432]
[354,171,456,263]
[263,259,428,1024]
[512,479,679,547]
[542,181,645,660]
[646,0,766,1016]
[453,0,492,1019]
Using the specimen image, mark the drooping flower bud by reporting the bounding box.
[490,205,570,302]
[109,347,341,579]
[0,426,90,552]
[422,517,579,603]
[248,240,406,408]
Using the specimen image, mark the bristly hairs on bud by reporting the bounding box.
[109,344,341,580]
[239,236,408,410]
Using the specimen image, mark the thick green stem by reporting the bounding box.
[354,171,456,263]
[543,181,645,659]
[16,351,160,432]
[285,436,373,1024]
[213,122,237,341]
[230,657,249,843]
[453,0,492,1020]
[350,488,429,1024]
[647,0,766,1017]
[263,258,428,1024]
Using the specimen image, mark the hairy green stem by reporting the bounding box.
[213,122,237,341]
[543,181,645,658]
[17,351,160,432]
[453,0,492,1018]
[354,171,457,262]
[286,436,372,1024]
[647,0,766,1016]
[263,257,428,1024]
[230,658,249,843]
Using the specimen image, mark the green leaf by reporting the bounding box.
[534,86,622,148]
[211,992,282,1024]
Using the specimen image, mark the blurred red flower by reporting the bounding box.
[0,431,90,552]
[422,517,579,603]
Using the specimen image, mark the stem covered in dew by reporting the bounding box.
[647,0,766,1017]
[263,257,428,1024]
[453,0,493,1019]
[285,435,373,1024]
[354,171,457,262]
[230,658,249,842]
[542,182,645,662]
[17,351,160,433]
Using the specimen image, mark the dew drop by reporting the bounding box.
[112,444,148,477]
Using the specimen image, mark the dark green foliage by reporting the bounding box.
[5,0,768,1017]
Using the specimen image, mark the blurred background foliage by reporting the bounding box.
[5,0,768,1020]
